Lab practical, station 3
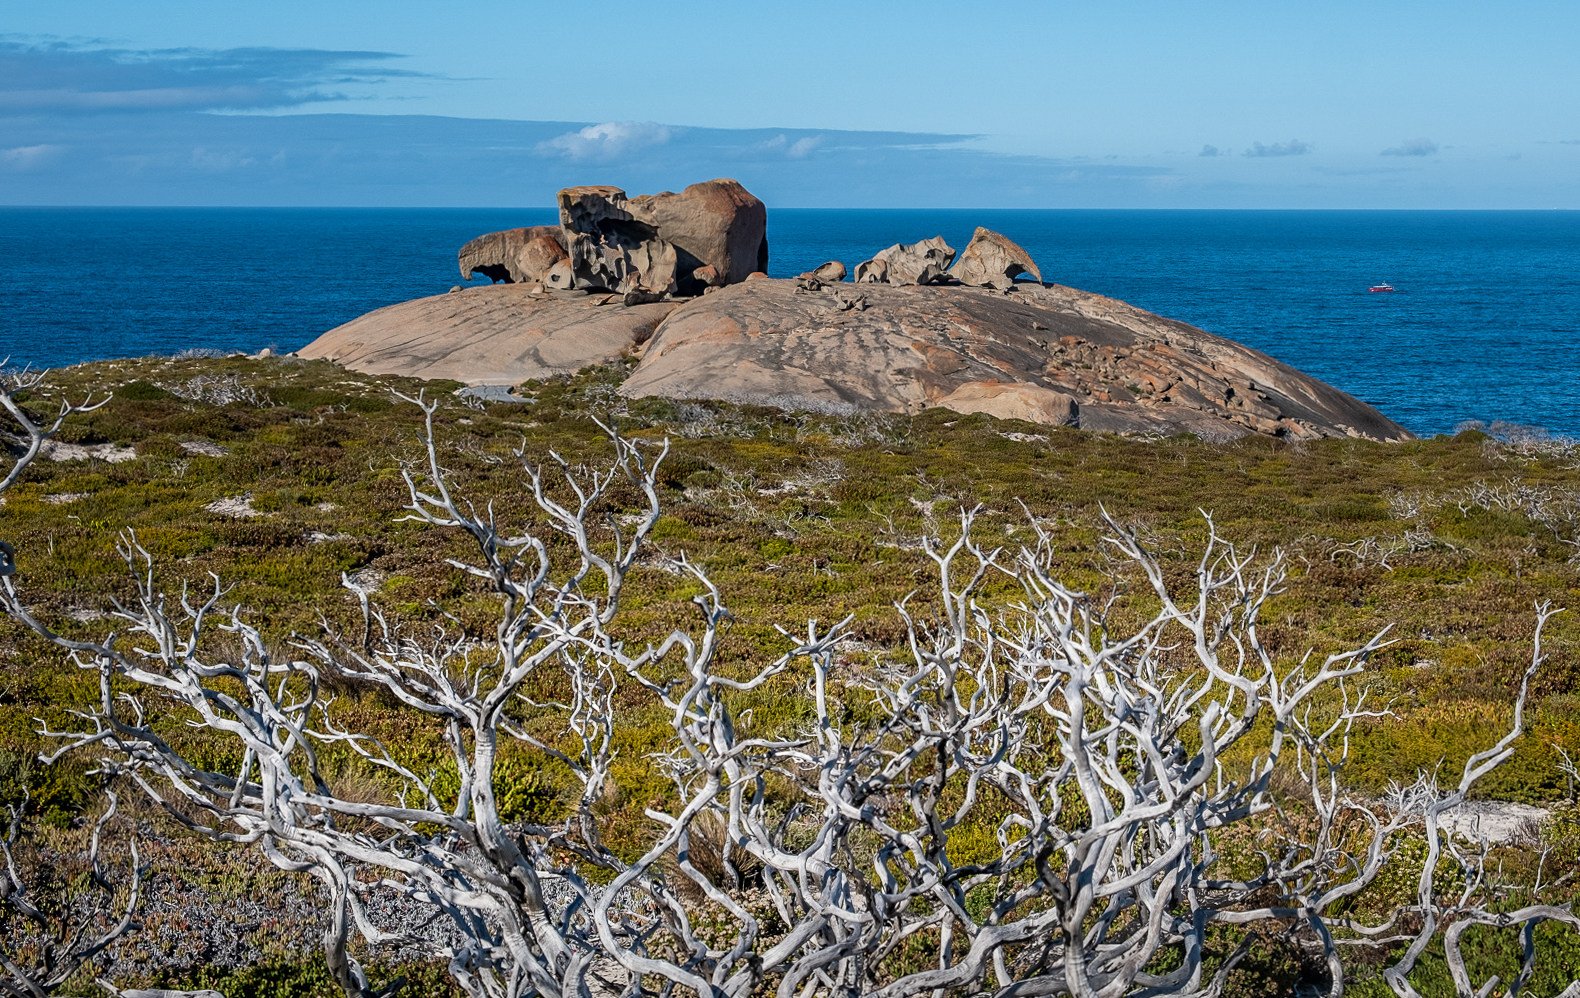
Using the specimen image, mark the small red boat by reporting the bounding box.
[1369,282,1396,293]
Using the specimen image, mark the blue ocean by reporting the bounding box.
[2,207,1577,437]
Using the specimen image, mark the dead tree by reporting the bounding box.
[0,369,142,997]
[0,365,108,577]
[2,394,1575,997]
[0,794,141,997]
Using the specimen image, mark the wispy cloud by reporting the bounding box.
[1244,139,1312,158]
[758,133,826,159]
[788,136,822,158]
[1381,137,1438,157]
[0,39,430,113]
[0,143,64,170]
[1199,144,1223,157]
[537,121,674,160]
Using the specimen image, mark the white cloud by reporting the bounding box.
[1244,139,1312,158]
[1199,144,1222,157]
[757,133,823,157]
[1381,137,1439,157]
[537,121,673,161]
[0,143,64,171]
[786,135,823,159]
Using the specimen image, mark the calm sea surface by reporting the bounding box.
[2,207,1577,437]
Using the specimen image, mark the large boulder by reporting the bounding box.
[297,285,681,385]
[558,186,682,297]
[627,179,768,291]
[949,227,1042,289]
[854,236,956,286]
[458,225,568,285]
[555,179,768,297]
[618,278,1412,442]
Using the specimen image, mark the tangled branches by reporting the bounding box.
[0,794,141,998]
[0,393,1574,996]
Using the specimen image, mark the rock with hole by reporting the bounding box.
[949,227,1043,289]
[458,226,569,285]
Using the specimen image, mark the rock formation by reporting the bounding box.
[455,179,768,300]
[854,236,956,286]
[302,179,1412,442]
[950,227,1042,289]
[558,185,681,297]
[297,285,680,385]
[554,179,767,298]
[457,226,568,285]
[617,279,1411,442]
[799,261,847,283]
[626,178,768,289]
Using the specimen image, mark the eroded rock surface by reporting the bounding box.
[559,186,681,297]
[619,279,1411,442]
[950,227,1042,289]
[855,236,956,286]
[298,285,680,384]
[629,178,768,290]
[553,179,767,297]
[458,226,568,285]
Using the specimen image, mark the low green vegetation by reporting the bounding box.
[5,353,1580,992]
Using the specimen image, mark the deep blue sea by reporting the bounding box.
[3,207,1578,437]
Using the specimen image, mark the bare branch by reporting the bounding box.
[1,793,142,996]
[3,396,1570,997]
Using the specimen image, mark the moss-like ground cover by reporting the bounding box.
[5,353,1580,993]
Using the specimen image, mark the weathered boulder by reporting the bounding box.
[799,261,847,283]
[854,236,956,286]
[458,226,568,285]
[554,179,768,297]
[618,278,1411,442]
[626,178,768,291]
[297,285,681,385]
[558,186,681,297]
[949,227,1042,289]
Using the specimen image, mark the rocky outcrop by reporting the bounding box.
[458,226,568,285]
[317,181,1410,442]
[454,179,768,299]
[628,179,768,290]
[559,186,681,297]
[618,279,1411,442]
[950,227,1042,289]
[554,179,767,297]
[298,285,680,385]
[854,237,956,286]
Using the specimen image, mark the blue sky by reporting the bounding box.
[3,1,1578,207]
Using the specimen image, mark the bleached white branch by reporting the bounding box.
[2,396,1571,997]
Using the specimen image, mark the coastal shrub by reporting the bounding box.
[8,358,1580,993]
[109,379,175,402]
[8,395,1576,998]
